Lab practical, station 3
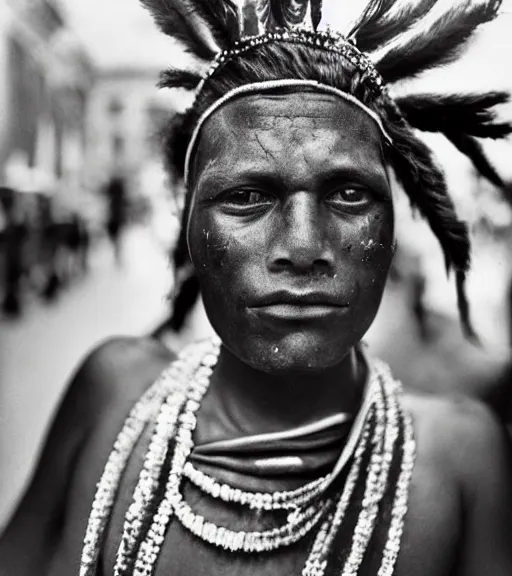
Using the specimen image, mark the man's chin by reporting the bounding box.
[238,336,351,375]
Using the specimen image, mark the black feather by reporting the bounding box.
[355,0,438,53]
[140,0,218,60]
[467,122,512,139]
[270,0,310,27]
[382,103,475,336]
[456,272,479,341]
[310,0,323,30]
[446,132,504,187]
[188,0,241,48]
[396,92,512,138]
[348,0,398,39]
[158,69,202,90]
[377,0,502,84]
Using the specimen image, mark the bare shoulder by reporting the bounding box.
[72,335,176,410]
[46,335,177,443]
[395,391,512,576]
[0,336,175,576]
[404,391,511,465]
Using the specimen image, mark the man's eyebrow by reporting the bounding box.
[196,165,281,190]
[195,158,390,188]
[320,165,389,187]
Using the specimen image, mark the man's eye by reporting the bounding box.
[222,190,272,206]
[327,188,371,205]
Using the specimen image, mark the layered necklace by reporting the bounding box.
[80,338,415,576]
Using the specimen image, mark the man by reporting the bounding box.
[104,173,128,265]
[0,187,27,316]
[1,1,512,575]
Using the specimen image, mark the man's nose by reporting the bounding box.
[267,192,335,275]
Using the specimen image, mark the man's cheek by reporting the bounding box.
[354,223,394,271]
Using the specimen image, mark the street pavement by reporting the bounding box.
[0,226,171,528]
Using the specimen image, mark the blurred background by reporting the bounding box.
[0,0,511,531]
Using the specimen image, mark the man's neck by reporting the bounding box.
[199,345,368,442]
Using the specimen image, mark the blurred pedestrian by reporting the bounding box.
[104,173,128,264]
[0,187,27,317]
[39,195,62,301]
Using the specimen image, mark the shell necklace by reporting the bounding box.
[80,338,415,576]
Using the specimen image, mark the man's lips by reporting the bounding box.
[250,290,348,308]
[248,291,348,320]
[252,303,346,320]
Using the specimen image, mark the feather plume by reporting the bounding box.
[243,0,319,31]
[158,69,202,90]
[465,122,512,139]
[189,0,241,48]
[456,272,478,341]
[354,0,438,53]
[270,0,311,27]
[382,104,476,336]
[348,0,398,39]
[310,0,323,30]
[396,92,512,138]
[140,0,224,59]
[376,0,501,84]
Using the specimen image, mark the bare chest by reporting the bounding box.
[95,443,461,576]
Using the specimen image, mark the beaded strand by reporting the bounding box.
[79,342,206,576]
[80,340,416,576]
[132,342,221,575]
[113,365,195,574]
[341,371,399,576]
[302,406,374,576]
[132,341,337,572]
[182,460,326,511]
[302,376,388,576]
[377,410,416,576]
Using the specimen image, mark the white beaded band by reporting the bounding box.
[185,79,391,185]
[184,79,392,241]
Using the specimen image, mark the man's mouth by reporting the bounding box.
[249,291,348,320]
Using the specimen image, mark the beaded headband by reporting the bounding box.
[195,27,385,96]
[184,27,389,189]
[184,79,393,243]
[184,79,392,188]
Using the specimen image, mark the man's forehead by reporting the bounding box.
[216,91,370,130]
[192,90,388,185]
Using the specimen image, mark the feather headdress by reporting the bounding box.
[141,0,511,338]
[142,0,510,185]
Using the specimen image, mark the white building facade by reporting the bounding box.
[0,0,93,196]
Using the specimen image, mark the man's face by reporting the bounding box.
[188,91,394,374]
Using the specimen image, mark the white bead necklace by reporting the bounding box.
[80,340,416,576]
[116,339,222,575]
[182,460,327,510]
[131,340,342,574]
[80,340,209,576]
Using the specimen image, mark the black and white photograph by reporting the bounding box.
[0,0,512,574]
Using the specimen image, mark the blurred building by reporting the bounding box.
[85,68,181,188]
[0,0,94,198]
[85,67,188,246]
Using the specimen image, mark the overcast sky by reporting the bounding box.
[56,0,512,175]
[56,0,182,70]
[58,0,512,72]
